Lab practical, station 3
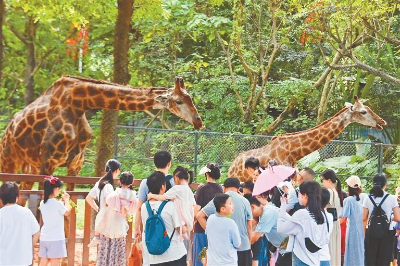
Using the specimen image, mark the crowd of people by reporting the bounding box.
[0,150,400,266]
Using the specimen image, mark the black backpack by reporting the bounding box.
[367,194,390,238]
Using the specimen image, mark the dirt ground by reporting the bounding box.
[33,229,98,265]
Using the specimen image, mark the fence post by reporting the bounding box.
[194,131,199,176]
[377,143,383,175]
[114,127,119,158]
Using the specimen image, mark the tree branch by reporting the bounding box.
[32,29,78,77]
[258,97,298,135]
[349,53,400,86]
[362,18,400,46]
[6,20,27,45]
[216,32,245,115]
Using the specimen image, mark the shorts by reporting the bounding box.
[237,249,252,266]
[39,240,67,259]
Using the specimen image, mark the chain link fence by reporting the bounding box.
[1,122,399,192]
[84,125,400,192]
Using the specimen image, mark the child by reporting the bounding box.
[86,158,121,247]
[148,166,196,264]
[96,171,137,238]
[39,176,71,266]
[206,193,241,266]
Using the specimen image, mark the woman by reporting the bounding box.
[85,159,121,265]
[363,174,400,266]
[193,163,223,266]
[340,175,364,266]
[321,169,342,266]
[278,181,330,266]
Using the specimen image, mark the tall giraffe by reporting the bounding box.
[229,96,387,181]
[0,76,203,189]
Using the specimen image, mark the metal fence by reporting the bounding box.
[1,122,399,191]
[83,125,400,192]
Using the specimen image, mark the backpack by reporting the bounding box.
[367,194,390,238]
[145,200,175,255]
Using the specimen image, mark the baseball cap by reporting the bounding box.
[345,175,361,188]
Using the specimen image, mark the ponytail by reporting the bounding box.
[369,174,386,197]
[98,159,121,191]
[335,177,343,207]
[43,176,63,204]
[207,163,221,180]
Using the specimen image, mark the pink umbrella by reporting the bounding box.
[253,165,296,196]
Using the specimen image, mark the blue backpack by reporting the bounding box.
[145,200,175,255]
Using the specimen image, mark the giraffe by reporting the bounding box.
[229,96,387,181]
[0,76,203,190]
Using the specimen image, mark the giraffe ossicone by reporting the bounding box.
[229,96,387,181]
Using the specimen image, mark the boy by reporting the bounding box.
[141,171,187,266]
[206,193,241,266]
[244,157,260,182]
[135,151,173,266]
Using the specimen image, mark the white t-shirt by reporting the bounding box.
[88,181,114,210]
[0,204,40,265]
[40,198,67,241]
[362,192,398,229]
[141,200,186,264]
[163,184,196,231]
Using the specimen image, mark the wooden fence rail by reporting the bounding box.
[0,173,200,265]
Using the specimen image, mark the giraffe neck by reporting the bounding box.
[268,107,352,161]
[59,77,169,112]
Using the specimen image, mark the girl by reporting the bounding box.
[340,175,364,266]
[321,169,342,266]
[148,166,196,265]
[96,171,137,266]
[85,159,121,247]
[39,176,71,266]
[363,174,400,266]
[193,163,223,266]
[278,181,330,266]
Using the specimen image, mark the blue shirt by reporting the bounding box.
[206,214,241,266]
[137,175,174,202]
[256,204,288,251]
[202,191,253,251]
[286,188,299,210]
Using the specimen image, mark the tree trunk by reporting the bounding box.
[24,16,37,105]
[0,0,4,85]
[94,0,134,176]
[316,52,341,124]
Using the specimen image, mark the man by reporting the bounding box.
[135,151,173,266]
[244,157,260,182]
[248,194,291,266]
[196,178,253,266]
[0,182,40,266]
[141,171,187,266]
[286,167,315,214]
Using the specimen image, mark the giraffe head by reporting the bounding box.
[155,77,203,129]
[345,96,386,130]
